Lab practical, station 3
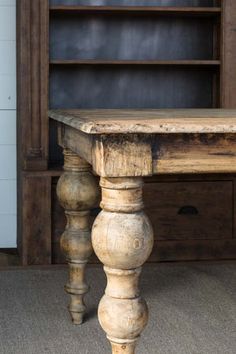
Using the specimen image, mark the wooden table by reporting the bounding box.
[49,109,236,354]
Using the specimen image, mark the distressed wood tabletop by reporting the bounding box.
[49,109,236,134]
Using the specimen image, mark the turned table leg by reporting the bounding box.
[92,177,154,353]
[57,148,99,324]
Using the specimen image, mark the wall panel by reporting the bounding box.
[0,0,16,248]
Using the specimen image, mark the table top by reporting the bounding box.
[49,109,236,134]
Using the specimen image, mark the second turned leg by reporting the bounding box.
[57,148,99,324]
[92,177,154,353]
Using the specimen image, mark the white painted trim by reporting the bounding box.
[0,180,16,214]
[0,111,16,144]
[0,75,16,109]
[0,6,16,41]
[0,145,16,179]
[0,0,15,6]
[0,1,16,247]
[0,41,16,75]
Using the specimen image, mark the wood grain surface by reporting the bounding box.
[49,109,236,134]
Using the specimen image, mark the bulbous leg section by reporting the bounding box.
[99,294,149,341]
[57,149,99,324]
[92,210,153,270]
[92,177,154,353]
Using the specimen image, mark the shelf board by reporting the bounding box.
[50,59,221,66]
[49,6,221,16]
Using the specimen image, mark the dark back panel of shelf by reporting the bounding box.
[50,14,214,60]
[50,0,215,7]
[50,66,213,109]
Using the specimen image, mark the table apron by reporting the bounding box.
[59,126,236,176]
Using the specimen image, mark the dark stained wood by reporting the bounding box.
[50,6,221,16]
[17,0,49,171]
[212,10,221,107]
[50,60,221,66]
[144,181,233,240]
[19,174,52,265]
[149,239,236,262]
[220,0,236,108]
[0,250,20,267]
[233,176,236,240]
[17,0,50,265]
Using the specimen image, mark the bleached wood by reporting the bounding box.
[49,109,236,134]
[53,108,236,352]
[53,109,236,177]
[92,177,154,353]
[57,149,99,324]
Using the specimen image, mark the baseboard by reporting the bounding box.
[0,248,20,266]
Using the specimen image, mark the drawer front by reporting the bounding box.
[143,181,233,240]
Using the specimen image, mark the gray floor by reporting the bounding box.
[0,262,235,354]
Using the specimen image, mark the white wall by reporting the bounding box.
[0,0,16,247]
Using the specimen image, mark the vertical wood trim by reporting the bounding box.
[19,174,52,265]
[220,0,236,108]
[17,0,49,170]
[17,0,51,265]
[212,14,221,108]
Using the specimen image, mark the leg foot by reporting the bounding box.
[111,341,136,354]
[65,262,88,324]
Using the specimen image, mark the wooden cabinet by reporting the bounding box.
[17,0,236,264]
[144,181,233,241]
